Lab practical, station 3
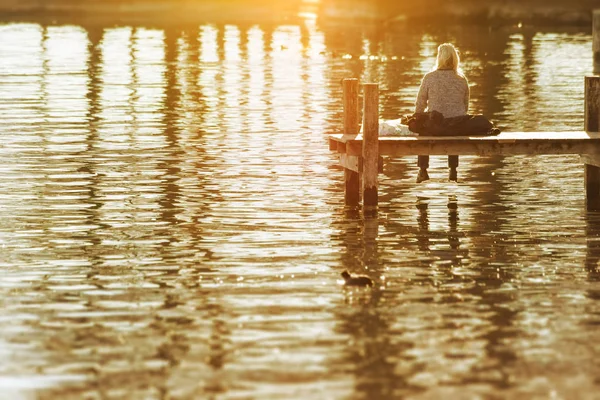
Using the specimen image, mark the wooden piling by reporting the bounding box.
[343,78,360,205]
[344,169,360,205]
[362,83,379,207]
[594,10,600,74]
[448,155,459,181]
[585,76,600,210]
[418,155,429,169]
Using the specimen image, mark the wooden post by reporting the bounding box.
[343,79,360,205]
[594,10,600,74]
[417,155,429,183]
[362,83,379,207]
[448,155,459,181]
[585,76,600,210]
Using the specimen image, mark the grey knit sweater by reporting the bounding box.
[415,69,470,118]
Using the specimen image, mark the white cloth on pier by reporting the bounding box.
[377,119,413,136]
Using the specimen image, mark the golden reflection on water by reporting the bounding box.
[247,26,268,133]
[0,19,600,399]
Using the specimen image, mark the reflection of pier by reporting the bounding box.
[333,206,418,397]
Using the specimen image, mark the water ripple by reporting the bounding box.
[0,20,599,399]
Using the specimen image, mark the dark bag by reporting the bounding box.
[403,111,500,136]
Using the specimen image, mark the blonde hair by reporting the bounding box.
[435,43,461,74]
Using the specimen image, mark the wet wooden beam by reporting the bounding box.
[342,78,359,205]
[344,168,360,205]
[448,154,459,182]
[328,136,337,151]
[585,76,600,210]
[339,154,359,172]
[594,10,600,74]
[338,155,380,173]
[347,141,361,156]
[362,83,379,207]
[329,131,600,157]
[582,154,600,168]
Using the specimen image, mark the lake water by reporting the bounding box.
[0,15,599,400]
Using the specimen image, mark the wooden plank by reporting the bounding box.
[339,154,360,172]
[344,168,360,206]
[582,154,600,168]
[329,131,600,142]
[586,77,600,132]
[362,83,379,207]
[347,141,361,156]
[378,140,600,156]
[328,136,337,151]
[329,133,359,144]
[585,76,600,210]
[586,164,600,210]
[328,131,600,157]
[594,10,600,74]
[337,154,379,173]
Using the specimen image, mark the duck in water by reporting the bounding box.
[341,270,374,287]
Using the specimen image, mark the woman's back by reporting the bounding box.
[416,69,469,118]
[414,42,469,183]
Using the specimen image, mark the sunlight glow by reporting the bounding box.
[271,26,303,132]
[200,25,219,64]
[199,26,220,133]
[0,24,44,128]
[223,25,242,132]
[418,34,437,74]
[99,27,134,139]
[43,25,89,152]
[247,26,267,132]
[131,28,166,147]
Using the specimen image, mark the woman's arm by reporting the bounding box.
[415,77,428,113]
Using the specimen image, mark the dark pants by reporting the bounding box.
[418,155,458,169]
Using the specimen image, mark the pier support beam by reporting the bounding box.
[448,155,459,182]
[585,76,600,210]
[362,83,379,207]
[343,78,360,206]
[594,10,600,74]
[416,155,429,183]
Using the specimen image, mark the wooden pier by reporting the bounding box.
[329,77,600,211]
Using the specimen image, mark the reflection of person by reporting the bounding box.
[415,43,469,182]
